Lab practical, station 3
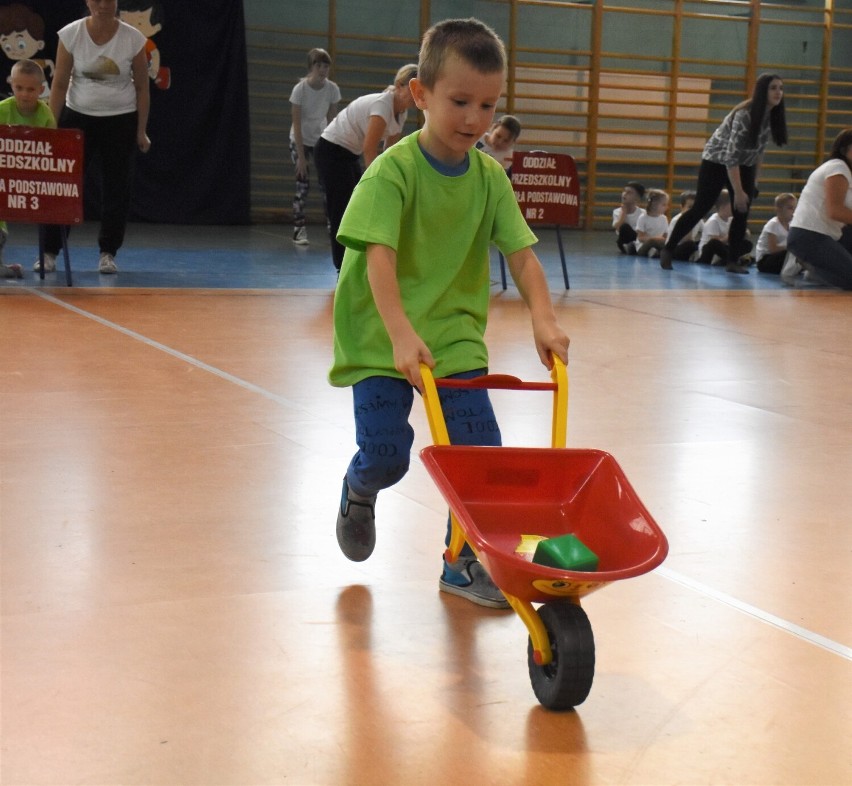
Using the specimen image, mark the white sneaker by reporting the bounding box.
[780,252,803,279]
[98,252,117,274]
[292,226,309,245]
[33,252,57,272]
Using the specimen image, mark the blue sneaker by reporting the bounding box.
[439,556,510,609]
[336,477,376,562]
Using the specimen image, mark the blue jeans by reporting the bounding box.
[346,369,501,556]
[787,227,852,290]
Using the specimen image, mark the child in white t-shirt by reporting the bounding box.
[476,114,520,173]
[667,191,704,261]
[756,192,796,273]
[635,189,669,257]
[612,181,646,253]
[698,191,735,265]
[289,48,341,245]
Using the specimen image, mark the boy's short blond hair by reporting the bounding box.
[774,192,796,209]
[646,189,668,210]
[418,17,506,90]
[10,59,44,83]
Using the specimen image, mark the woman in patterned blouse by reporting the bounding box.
[660,74,787,274]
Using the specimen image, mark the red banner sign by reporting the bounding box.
[0,125,84,225]
[511,151,580,226]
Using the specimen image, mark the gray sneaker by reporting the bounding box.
[336,477,376,562]
[439,556,510,609]
[98,252,118,274]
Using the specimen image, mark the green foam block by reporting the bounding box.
[532,533,599,572]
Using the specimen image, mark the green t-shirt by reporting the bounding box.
[329,131,537,387]
[0,97,56,128]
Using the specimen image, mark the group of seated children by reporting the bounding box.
[613,181,797,272]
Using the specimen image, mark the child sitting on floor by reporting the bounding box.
[612,181,646,254]
[756,192,796,274]
[476,114,521,173]
[666,191,704,262]
[634,189,669,257]
[697,190,753,265]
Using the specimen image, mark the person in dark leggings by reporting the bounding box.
[36,0,150,276]
[313,64,417,271]
[660,73,787,275]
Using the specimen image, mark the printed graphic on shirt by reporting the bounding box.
[84,55,121,80]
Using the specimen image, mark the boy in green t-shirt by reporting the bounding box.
[0,59,56,278]
[329,18,569,608]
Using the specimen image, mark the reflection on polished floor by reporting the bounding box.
[2,224,851,785]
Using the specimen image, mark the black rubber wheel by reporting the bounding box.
[527,602,595,710]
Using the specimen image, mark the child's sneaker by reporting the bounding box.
[336,477,376,561]
[293,226,309,245]
[1,263,23,279]
[33,252,57,273]
[440,556,510,609]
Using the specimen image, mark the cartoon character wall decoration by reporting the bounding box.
[0,4,54,97]
[118,0,170,90]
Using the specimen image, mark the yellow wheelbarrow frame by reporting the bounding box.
[419,357,568,667]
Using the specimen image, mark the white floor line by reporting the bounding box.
[656,566,852,661]
[35,289,852,664]
[32,289,306,412]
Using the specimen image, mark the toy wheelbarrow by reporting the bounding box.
[419,357,668,710]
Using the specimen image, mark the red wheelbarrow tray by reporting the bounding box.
[420,445,669,604]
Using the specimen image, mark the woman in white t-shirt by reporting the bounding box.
[787,129,852,289]
[314,64,418,271]
[37,0,150,275]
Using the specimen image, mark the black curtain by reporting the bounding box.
[0,0,251,225]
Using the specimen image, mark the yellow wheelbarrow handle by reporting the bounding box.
[419,355,568,448]
[419,356,569,567]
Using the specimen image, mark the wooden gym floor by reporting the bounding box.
[1,224,850,785]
